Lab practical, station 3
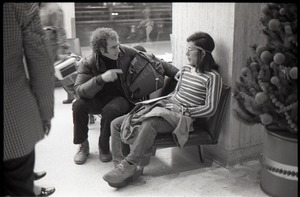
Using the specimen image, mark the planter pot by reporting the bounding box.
[260,129,298,197]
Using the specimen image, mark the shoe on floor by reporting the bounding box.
[38,187,55,196]
[62,98,74,104]
[102,159,142,188]
[34,171,47,181]
[99,149,112,162]
[74,140,89,165]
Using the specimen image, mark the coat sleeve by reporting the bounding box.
[74,56,104,99]
[21,3,55,121]
[161,61,180,78]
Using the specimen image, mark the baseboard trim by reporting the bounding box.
[202,143,263,168]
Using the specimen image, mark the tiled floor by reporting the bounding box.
[34,87,269,197]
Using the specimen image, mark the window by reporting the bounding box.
[75,3,172,58]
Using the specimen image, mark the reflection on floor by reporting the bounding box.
[34,87,268,197]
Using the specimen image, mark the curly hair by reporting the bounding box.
[90,27,119,54]
[187,31,219,73]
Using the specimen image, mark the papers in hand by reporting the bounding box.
[136,95,172,105]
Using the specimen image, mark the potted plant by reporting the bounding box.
[232,3,297,197]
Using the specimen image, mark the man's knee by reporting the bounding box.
[72,98,88,113]
[102,97,131,117]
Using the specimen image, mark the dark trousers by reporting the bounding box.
[72,95,134,153]
[3,150,35,196]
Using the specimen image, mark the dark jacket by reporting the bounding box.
[74,44,179,103]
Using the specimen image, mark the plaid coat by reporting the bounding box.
[3,3,55,161]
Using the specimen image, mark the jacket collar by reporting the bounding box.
[94,45,126,71]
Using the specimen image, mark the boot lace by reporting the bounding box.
[77,143,87,153]
[116,162,125,172]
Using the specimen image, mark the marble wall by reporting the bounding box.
[172,3,267,167]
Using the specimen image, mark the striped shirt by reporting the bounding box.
[172,65,222,118]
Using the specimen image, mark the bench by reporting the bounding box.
[151,77,231,163]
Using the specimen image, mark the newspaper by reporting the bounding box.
[136,94,172,105]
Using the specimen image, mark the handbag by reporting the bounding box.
[127,51,165,99]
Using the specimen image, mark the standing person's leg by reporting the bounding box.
[99,97,133,162]
[103,117,175,188]
[3,150,35,196]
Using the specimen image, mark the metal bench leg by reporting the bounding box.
[197,145,204,163]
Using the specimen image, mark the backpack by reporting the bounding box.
[126,51,165,99]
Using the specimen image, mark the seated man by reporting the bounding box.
[72,27,179,165]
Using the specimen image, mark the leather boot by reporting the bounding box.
[74,140,89,164]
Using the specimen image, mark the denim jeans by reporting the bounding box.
[72,95,133,153]
[111,114,175,166]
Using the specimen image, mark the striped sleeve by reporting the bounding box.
[188,71,222,118]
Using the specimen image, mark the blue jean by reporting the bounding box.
[111,114,175,166]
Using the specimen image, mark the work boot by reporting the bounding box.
[113,160,121,168]
[74,140,89,165]
[99,148,112,162]
[102,159,142,188]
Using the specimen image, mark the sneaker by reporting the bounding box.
[74,140,89,165]
[102,160,141,188]
[99,149,112,162]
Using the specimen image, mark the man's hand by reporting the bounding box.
[101,69,123,82]
[165,103,181,113]
[174,71,181,81]
[42,119,51,135]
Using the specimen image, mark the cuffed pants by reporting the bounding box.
[111,115,175,166]
[72,96,133,153]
